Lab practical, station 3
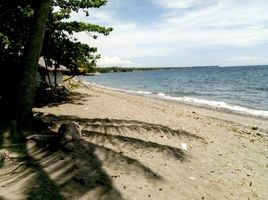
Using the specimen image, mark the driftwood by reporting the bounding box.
[0,122,82,167]
[26,134,55,145]
[58,121,81,144]
[25,121,81,146]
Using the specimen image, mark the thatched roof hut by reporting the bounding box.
[36,57,68,87]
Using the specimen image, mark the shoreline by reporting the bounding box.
[76,78,268,120]
[75,79,268,130]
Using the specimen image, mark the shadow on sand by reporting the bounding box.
[34,89,98,108]
[0,113,203,199]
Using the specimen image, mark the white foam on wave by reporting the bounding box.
[118,89,152,95]
[162,95,268,118]
[157,93,166,96]
[79,79,152,95]
[136,91,152,94]
[77,78,268,118]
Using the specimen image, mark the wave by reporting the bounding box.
[78,79,268,118]
[79,80,152,95]
[135,90,152,94]
[155,93,268,118]
[157,92,166,96]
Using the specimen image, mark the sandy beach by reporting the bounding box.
[1,81,268,200]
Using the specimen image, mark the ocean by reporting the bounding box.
[78,65,268,118]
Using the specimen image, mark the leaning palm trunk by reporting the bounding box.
[14,0,50,123]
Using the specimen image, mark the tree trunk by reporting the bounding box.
[14,0,50,123]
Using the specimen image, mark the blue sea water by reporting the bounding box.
[78,66,268,118]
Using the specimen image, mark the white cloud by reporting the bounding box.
[97,55,139,67]
[224,56,268,66]
[154,0,204,9]
[71,0,268,66]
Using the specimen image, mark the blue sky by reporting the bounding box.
[71,0,268,67]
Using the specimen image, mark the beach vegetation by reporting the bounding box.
[0,0,112,129]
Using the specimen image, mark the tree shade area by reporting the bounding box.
[0,0,112,124]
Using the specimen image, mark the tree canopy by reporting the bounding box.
[42,1,112,72]
[0,0,112,72]
[0,0,112,121]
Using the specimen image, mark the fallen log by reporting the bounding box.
[25,121,81,146]
[58,121,81,144]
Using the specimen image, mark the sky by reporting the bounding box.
[71,0,268,67]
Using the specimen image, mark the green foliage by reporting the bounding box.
[0,0,112,119]
[54,0,108,10]
[42,0,113,72]
[0,0,35,118]
[58,21,112,35]
[0,0,32,66]
[0,0,112,72]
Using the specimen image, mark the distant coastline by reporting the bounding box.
[89,65,220,74]
[87,64,268,74]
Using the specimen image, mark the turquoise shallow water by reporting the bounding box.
[78,66,268,118]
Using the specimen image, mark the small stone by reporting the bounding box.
[158,188,163,191]
[252,126,258,130]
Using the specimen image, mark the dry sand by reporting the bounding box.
[1,82,268,200]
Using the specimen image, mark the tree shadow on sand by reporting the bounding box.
[0,123,66,200]
[0,129,124,199]
[0,113,204,199]
[34,88,98,108]
[39,114,203,141]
